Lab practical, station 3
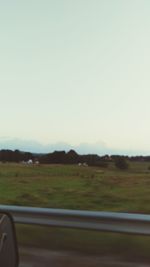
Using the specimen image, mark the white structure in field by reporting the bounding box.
[78,162,88,167]
[27,159,33,164]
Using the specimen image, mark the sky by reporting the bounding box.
[1,0,150,155]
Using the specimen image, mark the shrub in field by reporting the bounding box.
[115,157,128,170]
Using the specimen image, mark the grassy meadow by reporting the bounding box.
[0,161,150,212]
[1,161,150,262]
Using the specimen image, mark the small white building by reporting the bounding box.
[27,159,33,164]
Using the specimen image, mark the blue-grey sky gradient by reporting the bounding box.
[1,0,150,154]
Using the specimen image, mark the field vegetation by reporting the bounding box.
[1,162,150,263]
[0,161,150,212]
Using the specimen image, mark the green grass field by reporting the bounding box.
[0,162,150,212]
[1,162,150,262]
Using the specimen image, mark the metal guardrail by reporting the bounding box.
[0,205,150,235]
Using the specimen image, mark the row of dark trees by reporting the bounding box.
[0,150,32,162]
[0,149,111,166]
[0,149,149,168]
[39,150,109,167]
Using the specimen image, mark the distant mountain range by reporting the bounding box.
[0,138,109,155]
[0,137,149,156]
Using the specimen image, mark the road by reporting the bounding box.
[19,247,150,267]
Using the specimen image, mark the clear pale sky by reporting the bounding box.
[1,0,150,154]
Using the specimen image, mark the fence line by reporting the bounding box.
[0,205,150,235]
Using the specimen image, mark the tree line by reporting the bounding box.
[0,149,109,166]
[0,149,149,168]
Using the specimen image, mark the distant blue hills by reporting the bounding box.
[0,137,149,156]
